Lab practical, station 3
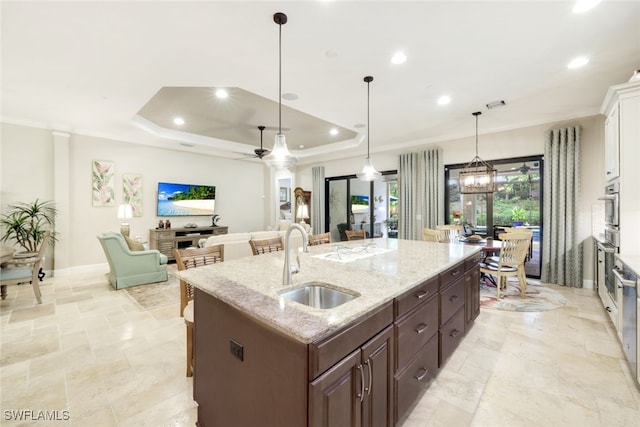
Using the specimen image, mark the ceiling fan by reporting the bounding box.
[236,126,270,159]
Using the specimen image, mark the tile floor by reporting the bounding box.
[1,271,640,426]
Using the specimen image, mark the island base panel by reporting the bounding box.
[193,289,308,427]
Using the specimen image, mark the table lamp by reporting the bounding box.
[297,204,309,224]
[117,204,133,237]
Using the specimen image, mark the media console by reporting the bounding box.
[149,226,228,261]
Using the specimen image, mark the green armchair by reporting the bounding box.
[97,232,168,289]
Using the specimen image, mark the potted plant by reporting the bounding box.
[511,207,527,227]
[0,199,57,253]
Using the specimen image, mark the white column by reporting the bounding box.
[52,131,70,272]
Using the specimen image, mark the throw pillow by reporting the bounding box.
[124,235,145,251]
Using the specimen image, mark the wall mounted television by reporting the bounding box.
[157,182,216,217]
[351,195,369,213]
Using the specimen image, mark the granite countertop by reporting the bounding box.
[177,238,481,344]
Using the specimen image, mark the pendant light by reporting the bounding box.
[458,112,497,194]
[263,12,297,169]
[356,76,381,181]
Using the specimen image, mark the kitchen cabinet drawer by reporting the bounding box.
[394,276,438,319]
[439,307,465,366]
[465,252,482,271]
[309,302,393,381]
[395,296,438,370]
[394,334,438,424]
[439,261,464,289]
[439,278,465,326]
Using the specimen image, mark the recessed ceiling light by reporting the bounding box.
[437,95,451,106]
[330,128,339,136]
[568,56,589,69]
[299,144,305,149]
[173,117,185,126]
[282,93,298,101]
[390,52,407,65]
[572,0,601,14]
[215,88,228,99]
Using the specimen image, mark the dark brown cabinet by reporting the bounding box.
[464,263,480,330]
[309,326,394,427]
[192,251,482,427]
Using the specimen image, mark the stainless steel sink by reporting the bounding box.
[278,282,359,309]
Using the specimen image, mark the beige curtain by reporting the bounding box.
[398,148,444,240]
[312,166,325,235]
[541,126,582,287]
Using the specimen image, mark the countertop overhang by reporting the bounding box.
[177,238,481,343]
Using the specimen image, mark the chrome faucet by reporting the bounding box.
[283,223,310,286]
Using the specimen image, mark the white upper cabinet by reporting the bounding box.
[604,103,619,181]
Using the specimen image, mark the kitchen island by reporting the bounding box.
[178,238,482,427]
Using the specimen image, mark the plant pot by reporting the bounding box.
[512,221,524,227]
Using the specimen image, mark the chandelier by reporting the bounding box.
[458,112,497,194]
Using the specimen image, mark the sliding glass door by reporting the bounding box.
[446,156,543,278]
[325,172,397,241]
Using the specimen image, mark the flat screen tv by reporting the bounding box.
[351,195,369,213]
[156,182,216,217]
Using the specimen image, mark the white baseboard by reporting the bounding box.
[582,279,594,290]
[53,262,108,277]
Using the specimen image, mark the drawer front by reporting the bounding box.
[465,252,482,271]
[395,334,438,424]
[439,261,464,289]
[309,302,393,380]
[212,227,228,235]
[439,307,465,366]
[156,231,175,239]
[394,276,438,319]
[439,278,465,326]
[395,297,438,369]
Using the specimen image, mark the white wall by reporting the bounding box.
[1,123,266,273]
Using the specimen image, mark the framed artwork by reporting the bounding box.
[92,160,115,206]
[123,173,143,217]
[279,187,289,202]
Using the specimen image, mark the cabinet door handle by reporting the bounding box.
[357,364,365,402]
[415,323,429,334]
[415,368,428,381]
[416,290,430,299]
[450,329,461,338]
[364,359,372,396]
[451,270,460,276]
[449,295,459,302]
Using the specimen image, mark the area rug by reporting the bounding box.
[480,278,567,312]
[124,265,180,310]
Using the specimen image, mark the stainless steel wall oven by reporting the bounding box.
[599,181,619,227]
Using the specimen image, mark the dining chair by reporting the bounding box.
[436,225,463,243]
[422,228,441,243]
[249,237,284,255]
[503,227,534,261]
[0,230,51,304]
[345,229,366,241]
[479,232,531,299]
[309,232,332,246]
[173,245,224,377]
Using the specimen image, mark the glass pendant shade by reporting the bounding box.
[263,133,297,169]
[356,158,382,181]
[357,75,381,181]
[264,12,297,170]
